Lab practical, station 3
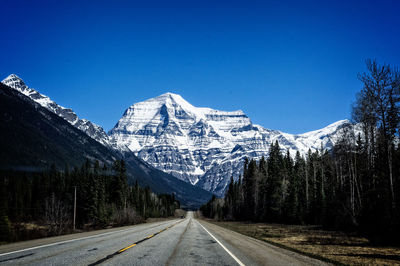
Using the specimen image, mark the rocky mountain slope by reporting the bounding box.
[0,78,212,208]
[109,92,352,196]
[2,74,111,147]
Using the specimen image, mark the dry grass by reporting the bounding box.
[16,222,47,231]
[209,221,400,265]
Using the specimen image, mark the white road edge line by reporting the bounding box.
[197,220,245,266]
[0,220,177,257]
[0,228,135,257]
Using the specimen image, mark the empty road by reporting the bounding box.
[0,212,328,265]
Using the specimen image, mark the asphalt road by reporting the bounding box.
[0,212,328,265]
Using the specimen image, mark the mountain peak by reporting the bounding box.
[299,119,351,138]
[159,92,182,98]
[3,73,22,81]
[124,92,202,121]
[2,74,27,89]
[153,92,193,108]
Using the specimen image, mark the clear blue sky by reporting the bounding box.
[1,0,399,133]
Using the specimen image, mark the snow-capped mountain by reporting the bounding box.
[2,74,352,197]
[109,92,352,196]
[2,74,110,147]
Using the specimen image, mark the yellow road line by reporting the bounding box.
[88,219,186,266]
[118,243,136,253]
[115,220,185,255]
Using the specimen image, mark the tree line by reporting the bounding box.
[201,59,400,243]
[0,159,180,242]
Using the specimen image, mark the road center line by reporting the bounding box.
[87,219,185,266]
[197,220,245,266]
[0,220,175,258]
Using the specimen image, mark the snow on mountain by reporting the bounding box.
[109,92,354,196]
[1,74,353,197]
[2,74,111,147]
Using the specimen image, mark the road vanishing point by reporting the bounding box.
[0,212,328,265]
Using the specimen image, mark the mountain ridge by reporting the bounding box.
[2,74,353,197]
[2,74,112,148]
[109,91,353,196]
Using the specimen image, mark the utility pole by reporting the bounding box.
[73,186,77,231]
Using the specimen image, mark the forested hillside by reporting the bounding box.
[0,159,179,242]
[201,60,400,243]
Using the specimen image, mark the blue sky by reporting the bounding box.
[1,0,399,133]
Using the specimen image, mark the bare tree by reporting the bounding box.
[354,59,400,209]
[43,193,71,236]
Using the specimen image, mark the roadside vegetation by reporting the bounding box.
[201,59,400,254]
[206,220,400,265]
[0,159,180,243]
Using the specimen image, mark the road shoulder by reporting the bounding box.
[197,219,330,266]
[0,219,176,255]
